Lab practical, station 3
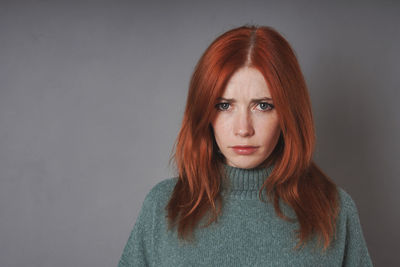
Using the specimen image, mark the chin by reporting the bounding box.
[228,158,263,169]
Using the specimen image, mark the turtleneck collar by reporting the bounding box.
[221,163,274,200]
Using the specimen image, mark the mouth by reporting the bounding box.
[231,146,259,155]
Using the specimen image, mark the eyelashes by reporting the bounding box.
[216,102,231,111]
[258,102,273,111]
[215,102,274,112]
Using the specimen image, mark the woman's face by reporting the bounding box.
[211,67,281,169]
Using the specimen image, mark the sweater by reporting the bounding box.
[118,164,373,266]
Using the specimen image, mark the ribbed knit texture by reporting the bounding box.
[118,164,373,266]
[220,163,274,200]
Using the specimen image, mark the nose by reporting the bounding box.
[234,110,254,137]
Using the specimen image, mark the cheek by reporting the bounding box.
[255,117,281,143]
[212,116,230,141]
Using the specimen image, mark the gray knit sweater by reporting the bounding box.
[118,164,373,266]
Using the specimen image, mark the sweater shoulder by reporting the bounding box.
[143,177,178,205]
[337,186,360,217]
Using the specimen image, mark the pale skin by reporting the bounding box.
[211,67,281,169]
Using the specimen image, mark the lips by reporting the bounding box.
[231,146,259,155]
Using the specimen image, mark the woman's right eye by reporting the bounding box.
[215,103,230,111]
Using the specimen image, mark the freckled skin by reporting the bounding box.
[211,67,281,169]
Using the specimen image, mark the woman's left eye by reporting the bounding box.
[257,102,274,111]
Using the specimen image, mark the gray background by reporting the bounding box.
[0,0,398,266]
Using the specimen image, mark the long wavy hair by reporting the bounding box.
[166,25,339,251]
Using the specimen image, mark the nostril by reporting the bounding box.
[233,112,254,137]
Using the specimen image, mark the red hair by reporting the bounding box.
[166,25,339,251]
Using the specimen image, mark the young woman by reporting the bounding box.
[118,25,373,266]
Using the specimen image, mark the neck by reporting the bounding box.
[221,163,274,200]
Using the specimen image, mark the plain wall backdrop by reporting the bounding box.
[0,0,399,266]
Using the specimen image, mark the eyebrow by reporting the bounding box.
[217,97,273,102]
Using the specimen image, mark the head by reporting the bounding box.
[174,24,314,174]
[212,66,281,169]
[170,26,337,251]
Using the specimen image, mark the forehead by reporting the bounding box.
[222,67,271,98]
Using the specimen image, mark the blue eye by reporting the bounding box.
[258,102,274,111]
[216,103,230,111]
